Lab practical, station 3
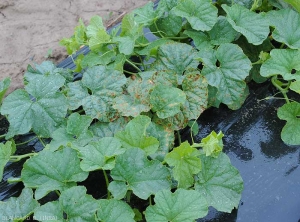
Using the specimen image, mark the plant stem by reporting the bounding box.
[10,153,37,162]
[15,136,38,146]
[164,36,189,40]
[176,130,181,145]
[126,190,132,203]
[55,190,61,196]
[126,59,142,72]
[38,137,46,147]
[271,76,290,103]
[103,170,111,199]
[154,21,165,38]
[149,196,153,205]
[0,134,6,139]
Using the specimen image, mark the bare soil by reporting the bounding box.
[0,0,151,94]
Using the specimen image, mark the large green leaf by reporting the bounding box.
[81,50,116,68]
[78,137,125,171]
[199,43,252,109]
[113,78,153,117]
[97,199,135,222]
[0,77,10,104]
[145,189,208,222]
[184,30,213,51]
[150,85,186,119]
[21,148,88,200]
[0,141,15,181]
[260,49,300,80]
[133,2,157,25]
[195,153,244,212]
[108,148,171,200]
[277,102,300,145]
[147,122,175,161]
[86,15,105,38]
[34,186,98,222]
[269,8,300,49]
[1,75,68,138]
[0,188,39,221]
[165,142,202,188]
[182,73,208,119]
[151,42,199,81]
[66,113,92,138]
[115,115,159,155]
[150,13,182,37]
[282,0,300,12]
[172,0,218,31]
[67,66,127,121]
[89,117,128,138]
[222,4,269,45]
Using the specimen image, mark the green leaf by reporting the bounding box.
[147,122,175,161]
[151,13,182,37]
[113,78,153,117]
[260,49,300,80]
[277,102,300,145]
[86,15,105,38]
[34,186,98,222]
[0,77,10,104]
[133,2,157,25]
[113,36,135,55]
[195,153,244,212]
[67,113,92,138]
[89,117,128,138]
[199,43,252,109]
[136,39,175,56]
[115,115,159,155]
[200,131,224,157]
[165,142,202,188]
[81,51,116,68]
[67,66,127,121]
[150,85,186,119]
[208,16,239,45]
[157,0,179,15]
[290,81,300,94]
[182,73,208,119]
[151,42,199,80]
[0,188,39,221]
[269,8,300,49]
[183,30,213,50]
[97,199,135,222]
[109,148,171,200]
[89,29,111,51]
[21,148,88,200]
[172,0,218,31]
[78,137,125,171]
[282,0,300,12]
[222,4,269,45]
[1,75,68,138]
[145,189,208,222]
[24,61,73,83]
[0,141,14,181]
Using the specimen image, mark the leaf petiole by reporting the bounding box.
[9,153,37,162]
[271,76,290,104]
[15,136,38,146]
[125,59,142,72]
[103,170,111,199]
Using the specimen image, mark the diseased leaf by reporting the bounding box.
[260,49,300,80]
[195,153,244,213]
[145,189,208,222]
[154,111,189,130]
[141,70,178,87]
[97,199,135,222]
[277,102,300,145]
[151,42,199,81]
[222,4,269,45]
[0,188,39,221]
[1,75,68,138]
[199,43,252,109]
[67,66,127,121]
[172,0,218,31]
[269,8,300,49]
[150,85,186,119]
[34,186,98,222]
[21,148,88,200]
[78,137,125,171]
[0,77,10,104]
[0,141,14,181]
[182,73,208,119]
[113,78,153,117]
[115,115,159,155]
[165,142,202,188]
[109,148,171,200]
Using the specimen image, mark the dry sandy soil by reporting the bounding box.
[0,0,151,94]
